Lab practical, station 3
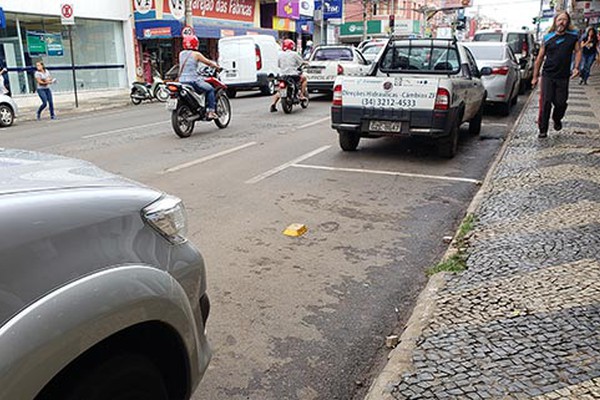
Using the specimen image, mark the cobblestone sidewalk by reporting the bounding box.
[366,76,600,399]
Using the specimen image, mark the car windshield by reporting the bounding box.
[362,44,384,55]
[312,48,354,61]
[466,46,505,60]
[474,33,503,42]
[379,45,460,73]
[507,33,528,54]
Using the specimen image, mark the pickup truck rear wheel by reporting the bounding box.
[468,103,483,136]
[338,130,360,151]
[39,354,169,400]
[437,121,459,158]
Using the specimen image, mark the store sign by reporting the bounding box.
[273,17,296,31]
[160,0,256,23]
[315,0,342,20]
[133,0,154,14]
[393,19,419,35]
[46,33,64,56]
[278,0,300,20]
[340,21,381,36]
[299,0,314,17]
[143,27,172,38]
[441,0,472,8]
[167,0,185,20]
[297,19,314,34]
[26,32,47,55]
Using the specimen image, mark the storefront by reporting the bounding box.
[0,1,134,95]
[133,0,278,81]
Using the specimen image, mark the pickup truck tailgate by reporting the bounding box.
[332,76,451,135]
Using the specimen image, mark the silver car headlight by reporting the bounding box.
[142,195,188,244]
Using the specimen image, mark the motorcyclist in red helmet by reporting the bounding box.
[179,35,220,119]
[270,38,308,112]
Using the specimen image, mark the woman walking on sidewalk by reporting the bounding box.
[532,11,582,138]
[34,61,56,120]
[579,27,599,85]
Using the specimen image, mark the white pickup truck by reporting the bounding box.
[331,38,489,158]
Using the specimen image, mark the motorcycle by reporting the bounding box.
[130,74,169,105]
[277,68,309,114]
[165,67,232,138]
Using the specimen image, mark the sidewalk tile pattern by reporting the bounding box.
[390,79,600,398]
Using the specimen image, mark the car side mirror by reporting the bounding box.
[480,67,493,76]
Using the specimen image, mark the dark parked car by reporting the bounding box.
[0,149,210,400]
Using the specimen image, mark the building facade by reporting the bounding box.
[0,0,135,96]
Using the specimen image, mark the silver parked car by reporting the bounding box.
[0,149,210,400]
[464,42,521,116]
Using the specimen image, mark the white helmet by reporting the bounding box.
[307,40,313,47]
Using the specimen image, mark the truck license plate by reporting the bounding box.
[307,68,322,74]
[369,120,401,133]
[166,98,177,111]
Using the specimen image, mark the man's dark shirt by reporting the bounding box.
[542,30,579,79]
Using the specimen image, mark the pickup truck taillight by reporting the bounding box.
[434,88,450,111]
[337,64,344,75]
[255,44,262,70]
[333,84,342,106]
[491,66,510,75]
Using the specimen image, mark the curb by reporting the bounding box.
[16,101,132,123]
[364,90,537,400]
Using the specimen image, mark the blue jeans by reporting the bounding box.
[579,53,596,82]
[183,80,216,112]
[37,88,55,117]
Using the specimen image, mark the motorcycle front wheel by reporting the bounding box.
[171,104,195,138]
[214,94,231,129]
[154,85,169,102]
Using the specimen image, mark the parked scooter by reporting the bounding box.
[277,68,309,114]
[130,74,169,105]
[165,67,232,138]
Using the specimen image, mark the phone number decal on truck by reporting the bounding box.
[361,98,417,108]
[339,77,439,109]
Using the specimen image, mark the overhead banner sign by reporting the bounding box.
[315,0,342,20]
[278,0,300,20]
[132,0,256,23]
[299,0,314,17]
[441,0,472,8]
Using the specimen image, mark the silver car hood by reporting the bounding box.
[0,148,141,195]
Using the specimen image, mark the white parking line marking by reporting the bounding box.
[483,122,509,127]
[291,164,481,184]
[245,145,331,184]
[82,121,168,139]
[163,142,257,174]
[296,116,330,130]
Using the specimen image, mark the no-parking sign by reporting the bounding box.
[61,3,74,25]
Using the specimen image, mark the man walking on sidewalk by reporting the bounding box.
[532,11,582,138]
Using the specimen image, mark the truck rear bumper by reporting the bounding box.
[331,105,458,137]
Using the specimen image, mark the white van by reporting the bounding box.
[218,35,280,98]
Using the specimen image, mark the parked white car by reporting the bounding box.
[305,45,371,93]
[464,42,521,116]
[0,93,18,127]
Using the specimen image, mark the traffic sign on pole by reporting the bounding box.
[61,4,74,25]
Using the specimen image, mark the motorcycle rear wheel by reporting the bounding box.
[214,94,232,129]
[171,105,195,138]
[281,88,293,114]
[130,96,142,105]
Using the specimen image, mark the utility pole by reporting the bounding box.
[185,0,193,26]
[362,0,368,42]
[536,0,543,40]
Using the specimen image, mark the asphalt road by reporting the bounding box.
[1,90,528,399]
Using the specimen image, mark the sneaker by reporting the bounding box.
[270,104,277,113]
[538,131,548,138]
[51,115,57,120]
[553,120,562,131]
[36,113,40,121]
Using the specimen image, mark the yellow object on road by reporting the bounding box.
[283,223,307,237]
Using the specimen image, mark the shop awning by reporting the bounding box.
[135,20,278,40]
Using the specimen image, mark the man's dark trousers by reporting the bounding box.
[538,76,569,133]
